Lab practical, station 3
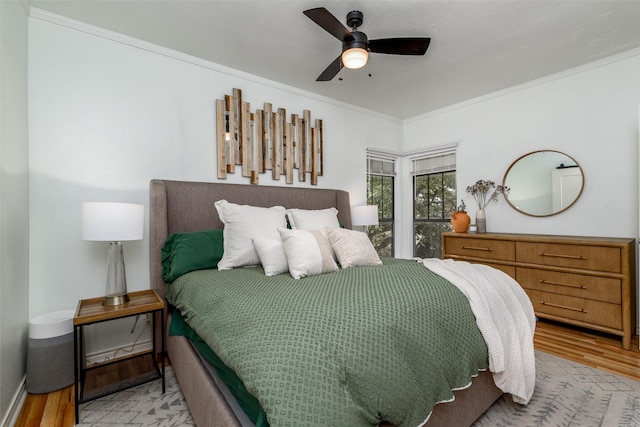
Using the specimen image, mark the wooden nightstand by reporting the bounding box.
[73,289,165,424]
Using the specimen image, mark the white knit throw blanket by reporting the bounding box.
[421,258,536,404]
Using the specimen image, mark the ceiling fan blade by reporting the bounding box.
[368,38,431,55]
[316,55,343,81]
[304,7,352,41]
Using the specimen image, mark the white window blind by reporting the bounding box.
[367,152,396,176]
[411,146,456,175]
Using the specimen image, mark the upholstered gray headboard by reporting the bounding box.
[149,179,352,303]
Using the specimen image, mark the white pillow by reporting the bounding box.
[326,227,382,268]
[252,237,289,276]
[278,228,338,279]
[215,200,286,270]
[286,208,340,230]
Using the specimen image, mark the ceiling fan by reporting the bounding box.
[303,7,431,81]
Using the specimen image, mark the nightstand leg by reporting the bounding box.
[161,310,165,393]
[73,325,79,424]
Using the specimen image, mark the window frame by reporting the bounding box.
[365,151,397,257]
[412,170,456,258]
[408,145,457,259]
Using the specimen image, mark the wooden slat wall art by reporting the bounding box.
[284,121,293,184]
[299,113,307,182]
[241,101,251,178]
[273,108,282,180]
[216,88,324,185]
[291,113,299,169]
[224,95,236,170]
[311,127,318,185]
[233,88,242,165]
[215,99,227,179]
[250,112,259,184]
[316,118,324,177]
[303,110,311,172]
[253,110,264,173]
[263,103,272,172]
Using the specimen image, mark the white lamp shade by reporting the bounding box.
[81,202,144,241]
[341,47,368,69]
[351,205,379,226]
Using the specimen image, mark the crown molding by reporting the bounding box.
[405,48,640,123]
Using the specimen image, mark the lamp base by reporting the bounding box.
[102,293,130,306]
[103,241,130,306]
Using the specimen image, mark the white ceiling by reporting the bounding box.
[29,0,640,119]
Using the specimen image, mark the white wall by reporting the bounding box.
[0,1,30,424]
[27,14,403,353]
[404,51,640,239]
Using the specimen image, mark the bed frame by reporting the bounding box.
[149,179,502,427]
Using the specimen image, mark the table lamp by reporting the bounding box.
[81,202,144,306]
[351,205,379,231]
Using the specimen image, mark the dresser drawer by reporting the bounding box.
[516,267,621,304]
[443,236,515,261]
[516,242,621,273]
[525,289,622,330]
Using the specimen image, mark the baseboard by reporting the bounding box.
[85,338,153,366]
[1,376,26,427]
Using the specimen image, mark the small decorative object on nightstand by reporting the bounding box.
[73,289,165,424]
[81,202,144,306]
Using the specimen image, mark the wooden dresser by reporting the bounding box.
[441,232,636,350]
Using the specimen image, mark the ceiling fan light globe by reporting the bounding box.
[342,48,368,69]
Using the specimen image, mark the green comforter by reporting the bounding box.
[165,257,488,427]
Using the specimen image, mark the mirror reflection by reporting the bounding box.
[503,150,584,217]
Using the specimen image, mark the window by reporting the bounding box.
[366,153,395,256]
[412,150,456,258]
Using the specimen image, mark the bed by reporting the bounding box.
[149,179,535,427]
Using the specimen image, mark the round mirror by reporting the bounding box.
[503,150,584,217]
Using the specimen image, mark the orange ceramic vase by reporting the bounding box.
[450,211,471,233]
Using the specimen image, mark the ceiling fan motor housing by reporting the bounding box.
[343,31,368,52]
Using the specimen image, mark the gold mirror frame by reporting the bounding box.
[502,150,584,217]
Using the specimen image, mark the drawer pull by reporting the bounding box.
[538,252,586,260]
[539,279,586,290]
[462,246,493,252]
[540,301,587,313]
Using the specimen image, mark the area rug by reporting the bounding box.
[472,350,640,427]
[77,367,194,426]
[78,350,639,426]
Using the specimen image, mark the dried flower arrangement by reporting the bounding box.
[466,180,509,210]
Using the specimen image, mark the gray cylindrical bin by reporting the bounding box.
[26,309,75,394]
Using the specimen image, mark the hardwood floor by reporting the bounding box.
[14,321,640,427]
[15,354,163,427]
[534,319,639,381]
